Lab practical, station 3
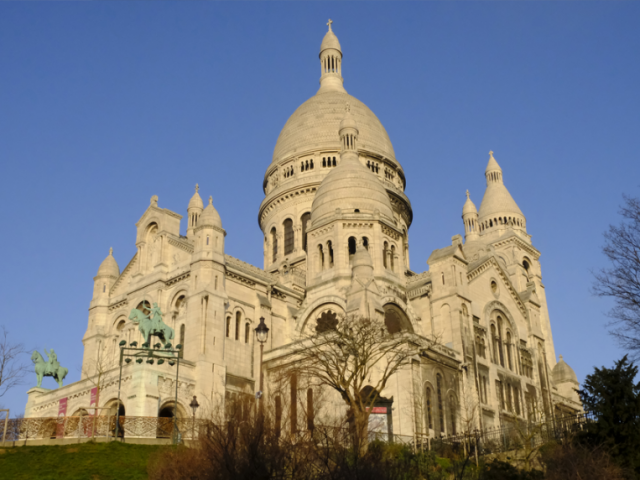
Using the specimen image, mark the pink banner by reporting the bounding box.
[58,397,68,416]
[367,407,387,414]
[57,397,68,438]
[90,388,98,409]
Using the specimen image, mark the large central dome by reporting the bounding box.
[271,90,397,165]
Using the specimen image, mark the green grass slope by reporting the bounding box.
[0,442,165,480]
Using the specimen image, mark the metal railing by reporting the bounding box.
[2,415,204,443]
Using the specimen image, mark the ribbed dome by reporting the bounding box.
[462,190,478,215]
[97,248,120,277]
[201,196,222,228]
[188,184,203,209]
[552,355,579,385]
[478,152,524,219]
[271,91,396,165]
[311,154,394,224]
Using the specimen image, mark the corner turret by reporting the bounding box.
[462,190,479,242]
[93,247,119,301]
[187,184,204,238]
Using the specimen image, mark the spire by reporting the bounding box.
[318,20,345,93]
[485,151,503,185]
[462,190,479,242]
[187,184,204,238]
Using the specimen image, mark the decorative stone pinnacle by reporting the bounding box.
[209,196,213,205]
[109,247,113,256]
[559,354,563,361]
[489,150,494,158]
[195,183,199,193]
[466,190,470,199]
[327,19,333,32]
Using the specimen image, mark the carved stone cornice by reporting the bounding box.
[168,237,194,254]
[166,271,190,287]
[492,236,540,260]
[108,299,128,312]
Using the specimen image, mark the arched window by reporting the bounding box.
[307,389,314,431]
[275,395,282,438]
[449,395,457,435]
[284,219,294,255]
[332,157,336,167]
[383,241,389,268]
[245,323,250,344]
[290,374,298,435]
[506,331,513,371]
[103,284,106,293]
[301,213,311,252]
[322,158,326,167]
[179,324,185,358]
[327,240,334,267]
[206,235,210,246]
[318,244,324,271]
[226,317,231,338]
[362,237,369,250]
[491,324,499,364]
[271,227,277,263]
[235,311,241,341]
[441,272,445,285]
[348,237,356,257]
[310,159,314,169]
[436,374,444,434]
[497,317,505,367]
[425,386,433,430]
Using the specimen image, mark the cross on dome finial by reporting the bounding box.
[327,19,333,31]
[195,183,199,193]
[209,196,213,205]
[109,247,113,256]
[466,190,470,199]
[489,150,494,158]
[560,354,563,361]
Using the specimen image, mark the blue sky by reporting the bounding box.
[1,3,639,415]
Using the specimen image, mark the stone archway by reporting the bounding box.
[383,304,413,334]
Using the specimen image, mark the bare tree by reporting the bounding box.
[0,326,28,399]
[593,195,640,358]
[284,315,419,455]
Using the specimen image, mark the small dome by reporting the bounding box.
[311,154,394,224]
[188,184,203,210]
[462,190,478,215]
[97,248,120,277]
[552,355,579,385]
[200,196,222,228]
[320,22,341,54]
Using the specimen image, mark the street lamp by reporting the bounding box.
[189,395,199,441]
[254,317,269,410]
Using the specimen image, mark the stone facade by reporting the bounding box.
[25,23,581,437]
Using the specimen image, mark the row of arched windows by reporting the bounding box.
[487,171,502,183]
[480,216,525,232]
[382,241,396,271]
[273,380,315,437]
[322,54,341,74]
[366,160,379,173]
[226,311,251,344]
[322,157,337,168]
[490,315,516,372]
[425,374,457,435]
[300,159,314,171]
[496,379,523,416]
[283,165,295,178]
[268,214,312,265]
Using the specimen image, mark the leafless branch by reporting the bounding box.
[0,326,29,398]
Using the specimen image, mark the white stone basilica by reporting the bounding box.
[25,23,581,437]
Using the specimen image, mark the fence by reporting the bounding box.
[418,412,593,456]
[3,411,592,452]
[2,415,204,443]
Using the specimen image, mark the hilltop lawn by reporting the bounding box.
[0,441,166,480]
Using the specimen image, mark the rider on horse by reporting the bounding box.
[45,348,60,374]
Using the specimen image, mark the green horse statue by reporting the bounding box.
[32,349,68,388]
[128,302,175,346]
